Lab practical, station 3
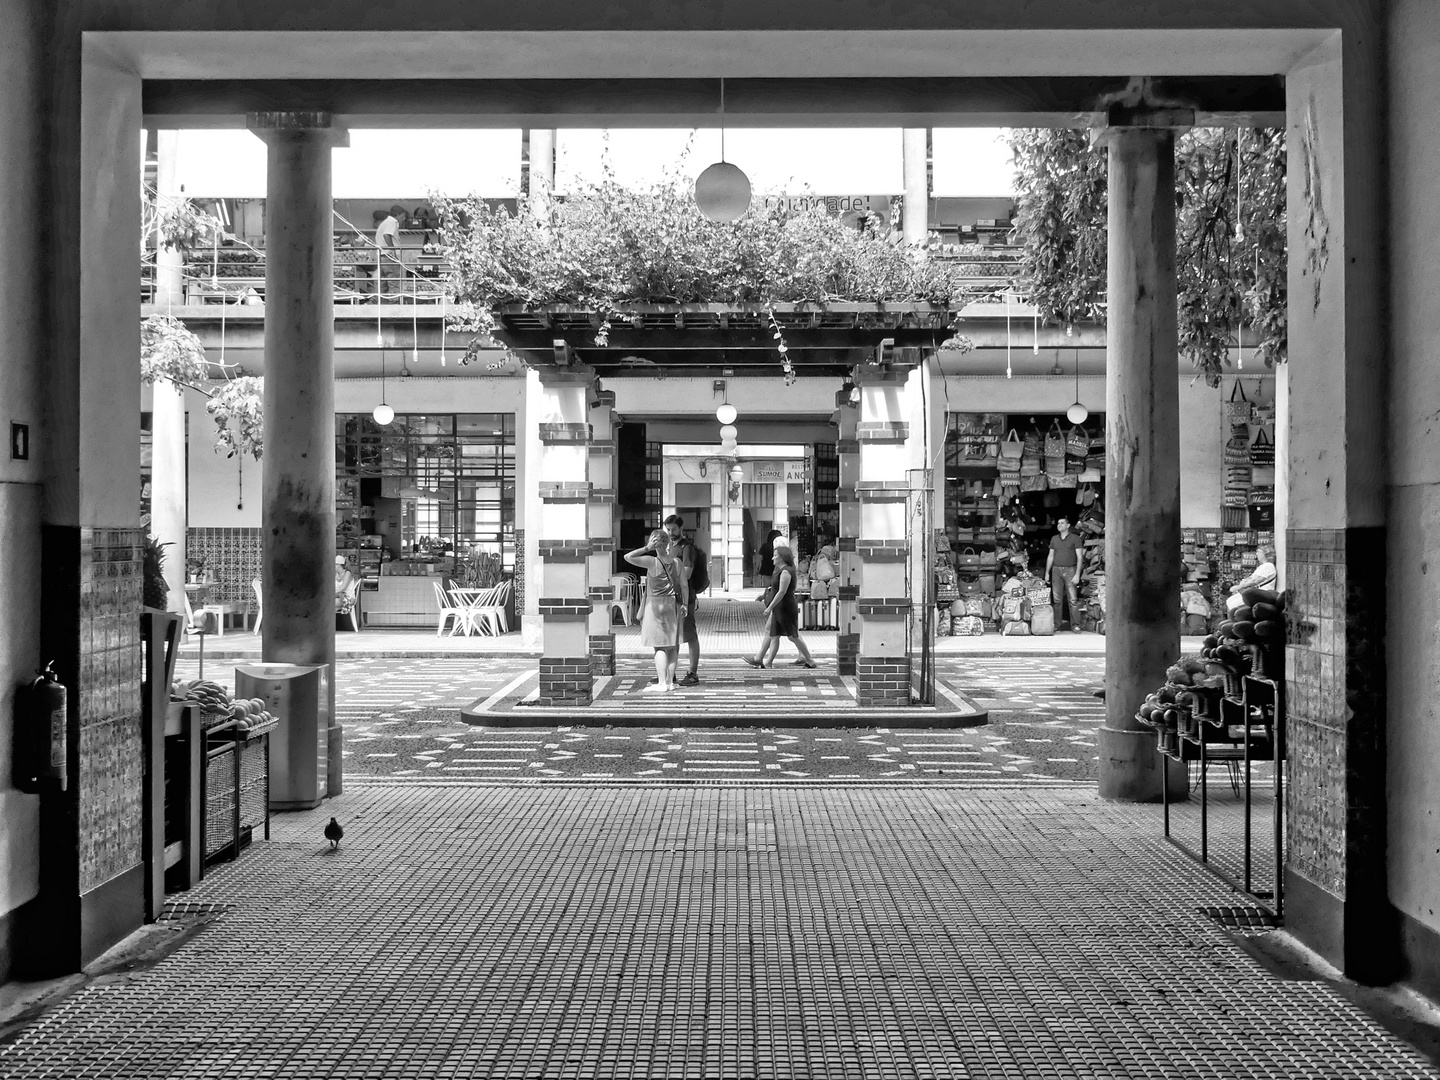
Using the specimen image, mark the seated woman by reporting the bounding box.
[624,529,688,693]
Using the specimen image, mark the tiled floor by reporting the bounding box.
[3,785,1432,1079]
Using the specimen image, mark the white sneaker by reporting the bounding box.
[641,683,668,694]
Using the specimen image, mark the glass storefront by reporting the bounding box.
[335,412,515,586]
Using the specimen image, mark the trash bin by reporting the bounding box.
[234,663,330,810]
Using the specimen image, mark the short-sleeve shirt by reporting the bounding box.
[374,215,400,250]
[1049,531,1083,568]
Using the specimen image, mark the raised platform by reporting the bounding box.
[461,659,988,728]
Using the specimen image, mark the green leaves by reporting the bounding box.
[141,313,263,460]
[1008,127,1287,385]
[434,179,990,361]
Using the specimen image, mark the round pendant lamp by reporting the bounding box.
[719,424,738,441]
[716,403,738,425]
[694,79,751,223]
[373,350,395,425]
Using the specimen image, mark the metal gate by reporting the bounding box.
[905,468,935,705]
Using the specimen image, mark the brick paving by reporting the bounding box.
[3,784,1433,1078]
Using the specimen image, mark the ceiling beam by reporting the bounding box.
[142,75,1285,128]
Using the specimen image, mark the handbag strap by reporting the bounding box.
[1229,379,1249,402]
[1252,428,1272,448]
[1048,419,1065,436]
[1003,429,1022,446]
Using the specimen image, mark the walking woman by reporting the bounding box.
[744,543,816,669]
[625,528,689,692]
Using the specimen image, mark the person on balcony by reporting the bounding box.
[368,204,405,300]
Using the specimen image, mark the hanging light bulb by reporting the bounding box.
[373,350,394,425]
[1066,348,1088,425]
[719,424,738,441]
[694,79,752,222]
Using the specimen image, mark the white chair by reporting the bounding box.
[456,579,512,636]
[251,578,263,635]
[432,580,469,636]
[606,574,638,627]
[449,583,492,637]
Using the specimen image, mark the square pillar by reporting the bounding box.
[535,369,595,706]
[587,390,618,676]
[835,400,861,675]
[1282,31,1392,984]
[853,367,916,707]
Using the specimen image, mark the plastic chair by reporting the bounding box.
[432,580,468,637]
[450,582,498,636]
[463,578,515,639]
[251,578,263,635]
[607,574,637,627]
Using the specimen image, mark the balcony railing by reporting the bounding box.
[142,242,1029,308]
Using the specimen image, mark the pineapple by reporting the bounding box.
[143,535,170,610]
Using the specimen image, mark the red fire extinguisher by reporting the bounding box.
[15,662,68,793]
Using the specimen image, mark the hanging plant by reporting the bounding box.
[434,173,994,375]
[141,313,263,460]
[156,198,227,255]
[1008,126,1287,385]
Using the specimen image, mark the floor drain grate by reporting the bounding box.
[158,902,233,921]
[1198,905,1281,933]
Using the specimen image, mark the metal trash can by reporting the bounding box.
[234,663,330,810]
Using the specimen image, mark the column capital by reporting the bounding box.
[247,112,349,147]
[1094,105,1194,144]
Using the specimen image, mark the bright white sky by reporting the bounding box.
[168,128,1014,199]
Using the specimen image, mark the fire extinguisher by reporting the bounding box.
[15,662,68,793]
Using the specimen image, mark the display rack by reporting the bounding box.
[1155,670,1285,915]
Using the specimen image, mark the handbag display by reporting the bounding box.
[1023,428,1044,456]
[1226,379,1253,424]
[1043,420,1065,459]
[1250,428,1275,467]
[998,429,1024,467]
[1020,473,1048,493]
[1065,426,1090,458]
[956,546,981,569]
[1029,604,1056,636]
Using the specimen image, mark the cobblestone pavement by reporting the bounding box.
[3,785,1433,1079]
[177,656,1105,784]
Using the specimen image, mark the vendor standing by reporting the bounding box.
[1044,517,1084,631]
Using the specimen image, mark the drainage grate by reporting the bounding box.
[1199,905,1281,934]
[158,901,233,921]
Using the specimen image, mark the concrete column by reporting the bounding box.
[1096,114,1189,802]
[535,368,595,705]
[151,130,188,609]
[834,394,861,675]
[528,129,556,220]
[248,112,347,749]
[519,368,544,646]
[1284,28,1391,983]
[902,128,929,250]
[586,388,618,676]
[853,365,917,707]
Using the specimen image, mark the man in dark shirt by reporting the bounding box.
[1045,516,1084,631]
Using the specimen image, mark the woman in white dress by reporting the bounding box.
[624,529,689,692]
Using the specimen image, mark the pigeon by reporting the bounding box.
[324,817,344,851]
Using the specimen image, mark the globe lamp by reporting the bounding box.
[1066,401,1089,425]
[372,403,395,426]
[695,162,752,223]
[716,403,738,425]
[719,424,738,441]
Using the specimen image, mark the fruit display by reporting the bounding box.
[171,679,277,732]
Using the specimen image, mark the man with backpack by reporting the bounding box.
[664,514,708,685]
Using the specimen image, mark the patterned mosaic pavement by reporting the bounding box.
[176,656,1097,784]
[2,785,1433,1079]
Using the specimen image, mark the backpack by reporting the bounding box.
[683,540,710,594]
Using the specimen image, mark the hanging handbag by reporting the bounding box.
[956,546,981,569]
[1065,425,1089,458]
[1078,484,1097,507]
[1226,379,1253,424]
[1250,428,1275,467]
[1020,473,1048,493]
[1023,428,1044,456]
[998,429,1024,467]
[1043,420,1066,459]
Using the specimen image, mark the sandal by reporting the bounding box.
[796,660,817,669]
[741,657,764,669]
